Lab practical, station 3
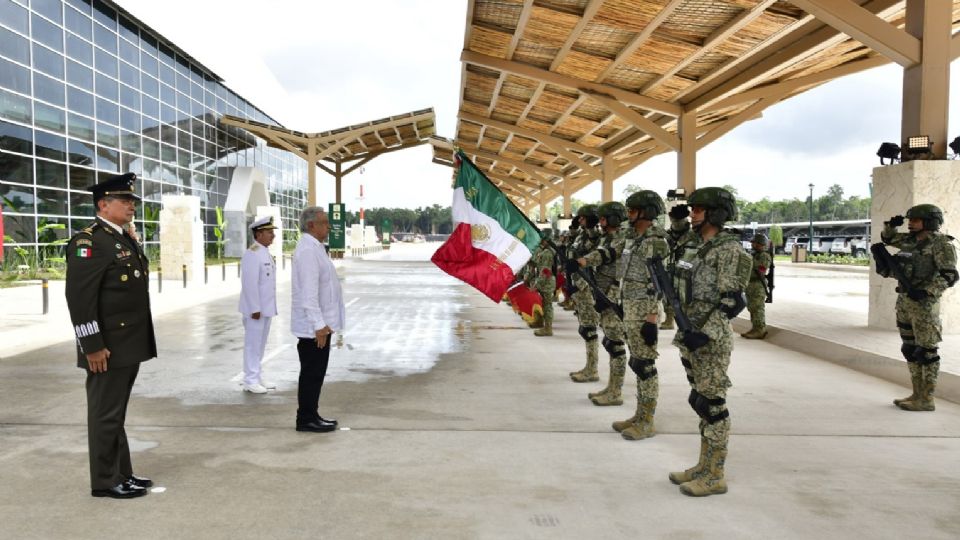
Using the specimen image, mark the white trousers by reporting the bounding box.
[242,315,273,386]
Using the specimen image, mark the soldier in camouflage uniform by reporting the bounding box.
[560,222,579,310]
[525,232,558,337]
[569,205,603,382]
[577,202,629,406]
[667,187,751,497]
[880,204,957,411]
[661,200,693,330]
[613,191,671,439]
[741,233,772,339]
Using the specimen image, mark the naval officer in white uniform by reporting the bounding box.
[239,216,278,393]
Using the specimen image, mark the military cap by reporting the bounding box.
[87,172,140,204]
[250,216,278,231]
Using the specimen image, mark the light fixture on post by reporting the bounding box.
[902,135,933,161]
[877,142,900,165]
[949,136,960,158]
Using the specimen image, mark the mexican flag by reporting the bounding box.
[431,152,542,302]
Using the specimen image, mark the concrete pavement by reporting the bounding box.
[0,243,958,539]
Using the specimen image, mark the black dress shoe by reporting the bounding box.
[127,475,153,489]
[317,416,338,426]
[296,420,336,433]
[91,482,147,499]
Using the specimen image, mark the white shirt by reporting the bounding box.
[291,234,345,338]
[238,241,277,317]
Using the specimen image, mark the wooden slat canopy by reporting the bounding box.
[433,0,960,213]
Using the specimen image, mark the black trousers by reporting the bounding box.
[296,337,331,424]
[86,363,139,490]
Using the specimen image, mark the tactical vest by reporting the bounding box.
[618,226,668,283]
[594,231,621,290]
[894,233,952,287]
[676,232,751,315]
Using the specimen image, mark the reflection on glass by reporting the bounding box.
[0,119,32,154]
[0,152,33,184]
[36,159,67,188]
[69,164,96,190]
[34,103,66,133]
[36,187,68,215]
[35,131,67,162]
[67,112,95,142]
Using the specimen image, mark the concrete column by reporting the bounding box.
[335,160,343,204]
[901,0,951,158]
[869,160,960,332]
[601,156,613,202]
[678,111,697,193]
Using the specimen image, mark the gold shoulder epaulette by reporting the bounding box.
[250,243,260,251]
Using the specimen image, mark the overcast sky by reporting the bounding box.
[119,0,960,209]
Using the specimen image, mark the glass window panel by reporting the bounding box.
[142,137,158,159]
[67,137,95,165]
[69,190,94,217]
[32,0,62,24]
[96,120,117,147]
[67,86,93,115]
[33,44,64,79]
[160,82,174,106]
[94,72,117,101]
[68,163,94,190]
[36,187,68,215]
[119,106,138,131]
[0,57,30,93]
[93,21,116,54]
[65,58,93,88]
[0,88,30,123]
[66,0,92,14]
[1,181,35,219]
[119,130,139,153]
[160,123,175,145]
[0,151,32,183]
[35,158,66,187]
[158,42,174,68]
[67,111,94,141]
[141,111,158,133]
[118,14,137,43]
[177,148,191,168]
[0,26,29,64]
[141,177,159,199]
[1,0,29,34]
[35,130,66,161]
[141,159,159,181]
[140,31,157,57]
[118,84,138,110]
[0,119,31,154]
[31,13,63,51]
[34,72,65,106]
[160,143,175,164]
[158,61,174,87]
[141,73,158,98]
[120,151,141,176]
[118,36,137,65]
[93,47,116,77]
[65,32,92,64]
[94,97,117,125]
[34,102,65,133]
[160,103,175,123]
[118,59,138,88]
[95,145,118,171]
[140,50,157,76]
[91,0,114,29]
[175,72,188,93]
[64,6,91,40]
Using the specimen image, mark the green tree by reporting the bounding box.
[769,224,784,249]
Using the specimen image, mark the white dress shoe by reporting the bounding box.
[243,383,268,394]
[260,380,276,390]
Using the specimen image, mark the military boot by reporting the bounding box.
[611,403,641,433]
[590,370,624,406]
[679,442,728,497]
[669,438,708,485]
[528,318,544,329]
[898,361,937,411]
[534,322,553,337]
[621,400,656,440]
[570,339,600,382]
[740,327,767,339]
[893,363,921,407]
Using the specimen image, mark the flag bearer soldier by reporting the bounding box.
[741,233,772,339]
[65,173,156,499]
[568,205,603,382]
[524,231,557,336]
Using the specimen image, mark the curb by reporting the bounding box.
[731,318,959,405]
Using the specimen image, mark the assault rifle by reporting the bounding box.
[548,238,623,319]
[871,242,921,297]
[647,256,710,350]
[765,241,775,303]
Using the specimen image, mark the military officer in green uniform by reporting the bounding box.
[569,205,603,382]
[524,232,557,336]
[613,191,670,439]
[880,205,957,411]
[577,202,629,406]
[741,233,772,339]
[668,187,751,497]
[65,173,157,499]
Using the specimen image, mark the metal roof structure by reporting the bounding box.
[223,108,436,204]
[433,0,960,214]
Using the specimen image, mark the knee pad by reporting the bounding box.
[601,336,612,353]
[606,339,626,357]
[901,344,917,362]
[578,325,597,341]
[913,346,940,365]
[688,389,699,413]
[628,356,657,379]
[640,322,658,346]
[693,392,729,424]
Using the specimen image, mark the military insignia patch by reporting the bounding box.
[77,247,92,258]
[121,274,128,282]
[471,224,490,242]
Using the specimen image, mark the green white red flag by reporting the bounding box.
[431,151,541,302]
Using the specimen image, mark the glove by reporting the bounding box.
[669,205,690,220]
[887,215,905,227]
[681,330,710,351]
[907,288,929,301]
[564,259,580,276]
[640,322,658,346]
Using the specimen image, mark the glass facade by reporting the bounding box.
[0,0,307,259]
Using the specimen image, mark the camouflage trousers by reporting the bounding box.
[535,277,556,326]
[623,298,660,404]
[745,281,766,330]
[895,294,942,350]
[600,304,627,381]
[677,337,732,447]
[572,285,599,367]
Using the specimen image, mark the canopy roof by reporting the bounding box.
[434,0,960,209]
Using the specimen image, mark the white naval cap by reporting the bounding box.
[250,216,278,231]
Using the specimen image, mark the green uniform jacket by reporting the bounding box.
[881,225,958,298]
[749,250,772,286]
[65,218,157,370]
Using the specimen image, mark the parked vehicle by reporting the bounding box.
[785,237,833,254]
[829,237,868,257]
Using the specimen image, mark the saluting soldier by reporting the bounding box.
[741,233,772,339]
[239,216,279,393]
[65,173,156,499]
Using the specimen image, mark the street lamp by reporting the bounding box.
[808,183,814,252]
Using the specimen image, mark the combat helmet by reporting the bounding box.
[905,204,944,231]
[597,201,628,228]
[625,190,666,221]
[751,233,769,245]
[539,228,554,241]
[577,204,600,228]
[687,186,738,227]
